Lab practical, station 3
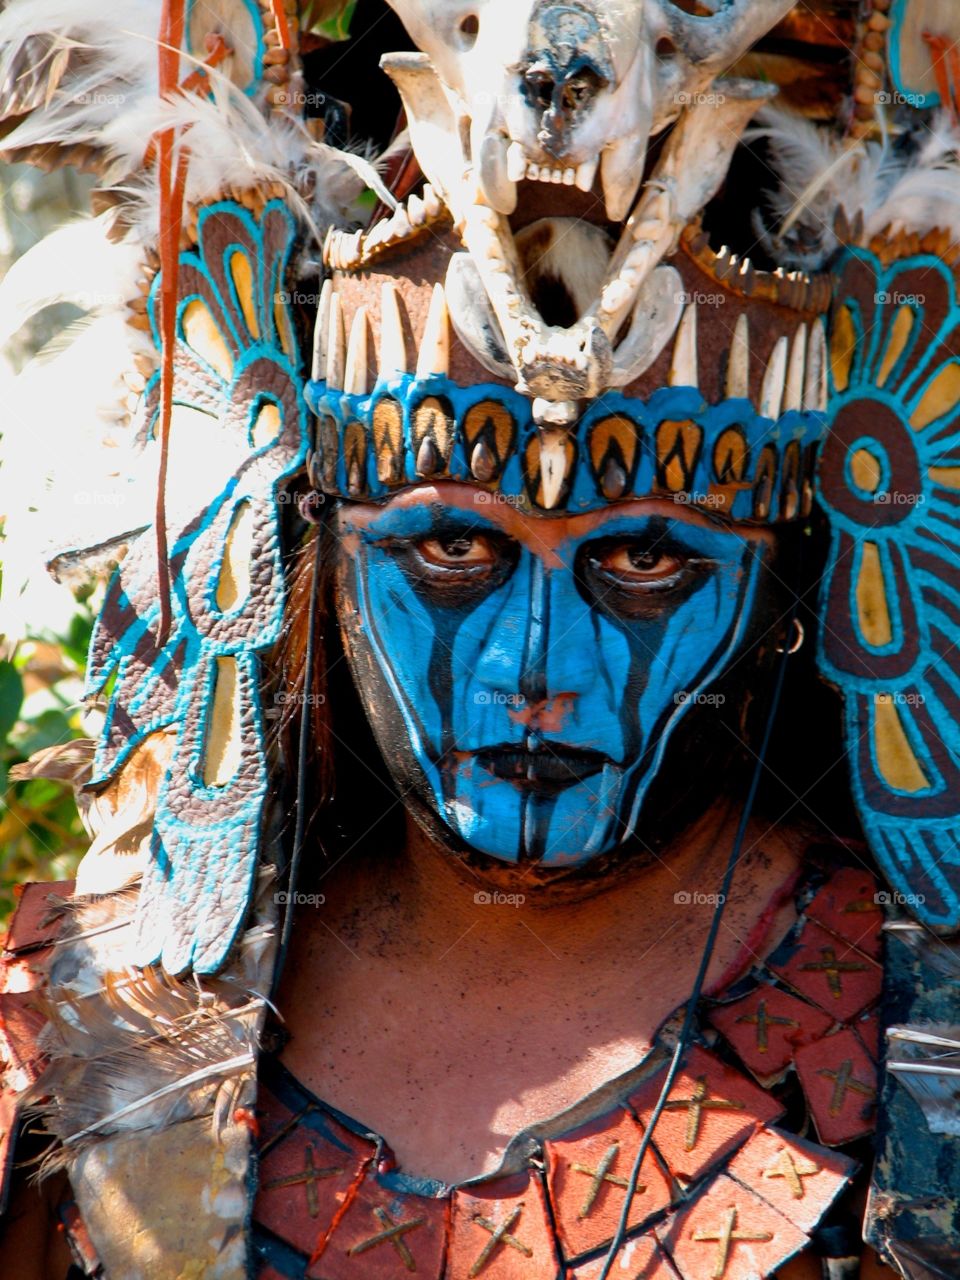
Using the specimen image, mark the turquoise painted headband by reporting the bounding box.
[305,372,827,522]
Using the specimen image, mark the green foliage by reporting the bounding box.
[0,613,93,928]
[301,0,358,41]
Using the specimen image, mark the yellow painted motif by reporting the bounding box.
[830,304,856,393]
[930,466,960,489]
[874,694,931,793]
[850,448,883,494]
[216,502,255,613]
[713,427,749,483]
[373,398,405,483]
[204,656,242,787]
[657,420,702,493]
[464,400,516,463]
[856,542,893,647]
[590,415,638,474]
[412,397,454,460]
[230,251,260,338]
[911,361,960,430]
[251,402,282,449]
[877,305,913,387]
[182,299,233,379]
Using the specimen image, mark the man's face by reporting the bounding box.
[335,484,776,867]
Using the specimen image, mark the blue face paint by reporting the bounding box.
[339,496,768,867]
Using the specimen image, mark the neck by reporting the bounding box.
[278,799,804,1182]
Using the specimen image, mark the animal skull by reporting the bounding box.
[383,0,795,411]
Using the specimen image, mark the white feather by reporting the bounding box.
[750,106,960,269]
[0,213,141,349]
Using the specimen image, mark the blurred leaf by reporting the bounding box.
[302,0,358,40]
[18,777,65,809]
[11,707,74,757]
[60,610,94,670]
[0,661,23,741]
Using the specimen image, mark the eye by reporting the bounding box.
[596,544,687,583]
[418,533,497,567]
[577,532,714,619]
[375,523,520,605]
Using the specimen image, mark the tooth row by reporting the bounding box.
[506,141,598,194]
[681,226,834,314]
[323,183,446,272]
[666,303,827,415]
[312,281,450,394]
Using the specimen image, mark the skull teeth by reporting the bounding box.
[505,146,597,193]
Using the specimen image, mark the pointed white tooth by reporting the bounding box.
[760,335,789,419]
[344,306,369,395]
[804,318,827,412]
[417,283,449,379]
[390,205,412,239]
[539,429,569,510]
[575,158,598,193]
[507,141,527,184]
[669,303,698,388]
[600,135,646,222]
[326,291,345,391]
[407,193,425,226]
[422,183,441,218]
[475,126,517,216]
[311,279,332,381]
[726,312,750,399]
[380,282,407,377]
[365,219,388,250]
[785,323,806,412]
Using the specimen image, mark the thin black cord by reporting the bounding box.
[272,526,324,998]
[596,609,798,1279]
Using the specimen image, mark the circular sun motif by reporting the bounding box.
[816,247,960,929]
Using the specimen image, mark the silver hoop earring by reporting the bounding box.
[777,618,805,655]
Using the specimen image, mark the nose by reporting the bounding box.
[521,3,611,153]
[523,60,606,120]
[474,553,610,720]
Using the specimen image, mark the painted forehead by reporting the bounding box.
[336,483,775,553]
